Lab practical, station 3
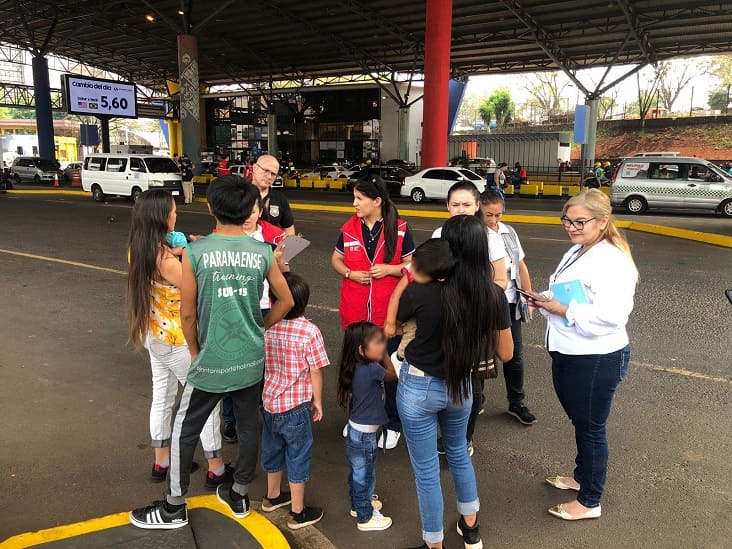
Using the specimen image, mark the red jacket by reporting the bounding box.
[338,215,408,329]
[259,219,286,245]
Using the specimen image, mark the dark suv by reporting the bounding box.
[347,166,410,196]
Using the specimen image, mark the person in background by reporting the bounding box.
[126,190,226,489]
[489,162,509,196]
[252,154,296,236]
[181,156,195,205]
[530,189,637,521]
[397,217,514,549]
[216,155,231,177]
[331,176,415,450]
[260,272,329,530]
[129,177,294,530]
[338,322,397,532]
[479,190,537,426]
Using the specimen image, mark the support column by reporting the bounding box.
[31,56,55,161]
[267,112,278,158]
[420,0,453,169]
[585,97,600,169]
[178,34,201,166]
[397,105,410,162]
[99,116,110,153]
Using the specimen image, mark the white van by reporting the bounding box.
[82,154,183,202]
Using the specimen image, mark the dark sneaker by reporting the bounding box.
[223,422,238,443]
[205,464,234,491]
[457,515,483,549]
[150,461,199,483]
[407,544,447,549]
[216,484,251,519]
[261,491,292,512]
[287,506,324,530]
[129,500,188,530]
[508,404,537,425]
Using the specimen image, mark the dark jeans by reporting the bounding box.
[503,303,526,406]
[166,383,261,505]
[346,426,378,523]
[466,377,484,443]
[550,345,631,508]
[384,335,401,432]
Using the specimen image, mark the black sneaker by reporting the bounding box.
[129,500,188,530]
[456,515,483,549]
[216,484,251,519]
[150,461,199,483]
[261,491,292,512]
[223,422,238,443]
[507,404,537,425]
[205,463,234,490]
[287,506,323,530]
[406,544,447,549]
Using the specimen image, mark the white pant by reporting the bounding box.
[182,181,194,203]
[147,335,222,457]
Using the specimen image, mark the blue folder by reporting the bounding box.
[550,279,589,326]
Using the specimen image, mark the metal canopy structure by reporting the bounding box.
[2,1,732,92]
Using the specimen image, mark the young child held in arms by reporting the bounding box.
[338,322,397,532]
[384,238,455,362]
[260,272,329,530]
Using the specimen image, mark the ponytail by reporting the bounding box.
[356,176,400,263]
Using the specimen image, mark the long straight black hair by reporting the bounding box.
[126,189,174,349]
[355,176,399,262]
[441,215,504,402]
[337,321,384,410]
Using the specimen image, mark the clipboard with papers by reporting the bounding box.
[275,235,311,263]
[549,279,589,326]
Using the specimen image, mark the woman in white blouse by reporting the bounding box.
[530,189,638,521]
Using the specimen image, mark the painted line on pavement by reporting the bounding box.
[526,343,729,385]
[0,495,289,549]
[1,246,729,386]
[9,189,87,196]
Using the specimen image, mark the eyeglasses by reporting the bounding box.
[254,163,278,178]
[560,216,596,230]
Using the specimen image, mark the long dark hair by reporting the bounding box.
[337,321,384,409]
[127,189,174,349]
[441,215,504,402]
[355,176,399,262]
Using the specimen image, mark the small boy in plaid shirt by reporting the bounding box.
[260,272,329,530]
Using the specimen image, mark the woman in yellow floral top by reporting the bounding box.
[127,190,229,488]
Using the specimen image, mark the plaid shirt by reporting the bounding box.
[263,317,329,414]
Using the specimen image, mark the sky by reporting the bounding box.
[463,56,716,114]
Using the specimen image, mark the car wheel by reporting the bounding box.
[130,187,143,202]
[91,184,106,202]
[720,199,732,218]
[624,196,647,214]
[410,187,426,203]
[34,174,41,184]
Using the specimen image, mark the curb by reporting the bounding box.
[8,190,732,248]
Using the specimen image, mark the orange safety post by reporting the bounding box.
[53,173,60,187]
[71,168,82,188]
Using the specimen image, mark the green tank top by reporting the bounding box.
[185,233,273,392]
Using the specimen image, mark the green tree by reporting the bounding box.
[707,54,732,87]
[599,89,619,120]
[525,71,570,115]
[479,88,515,127]
[708,87,731,113]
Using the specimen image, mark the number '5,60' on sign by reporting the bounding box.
[62,74,138,119]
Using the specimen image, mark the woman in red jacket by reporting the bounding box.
[332,176,415,449]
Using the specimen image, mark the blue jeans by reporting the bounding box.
[397,366,480,544]
[550,345,631,508]
[384,335,402,432]
[261,402,313,484]
[346,426,378,523]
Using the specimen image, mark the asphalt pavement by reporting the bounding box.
[0,193,730,548]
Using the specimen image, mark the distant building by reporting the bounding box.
[0,119,80,163]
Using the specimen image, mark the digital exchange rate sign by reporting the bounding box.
[62,74,138,118]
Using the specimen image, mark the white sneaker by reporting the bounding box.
[356,509,392,531]
[350,497,383,517]
[468,441,474,457]
[377,429,401,450]
[342,424,348,438]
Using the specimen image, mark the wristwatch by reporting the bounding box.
[344,269,351,279]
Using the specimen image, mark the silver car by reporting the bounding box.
[611,156,732,217]
[11,156,63,184]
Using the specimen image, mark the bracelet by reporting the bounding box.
[344,269,351,279]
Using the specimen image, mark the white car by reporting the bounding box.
[301,165,352,179]
[401,167,484,203]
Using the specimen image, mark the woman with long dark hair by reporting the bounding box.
[127,189,226,488]
[332,176,415,450]
[396,215,514,549]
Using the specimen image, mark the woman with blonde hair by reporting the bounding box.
[529,189,637,521]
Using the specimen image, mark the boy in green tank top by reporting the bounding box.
[131,176,294,530]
